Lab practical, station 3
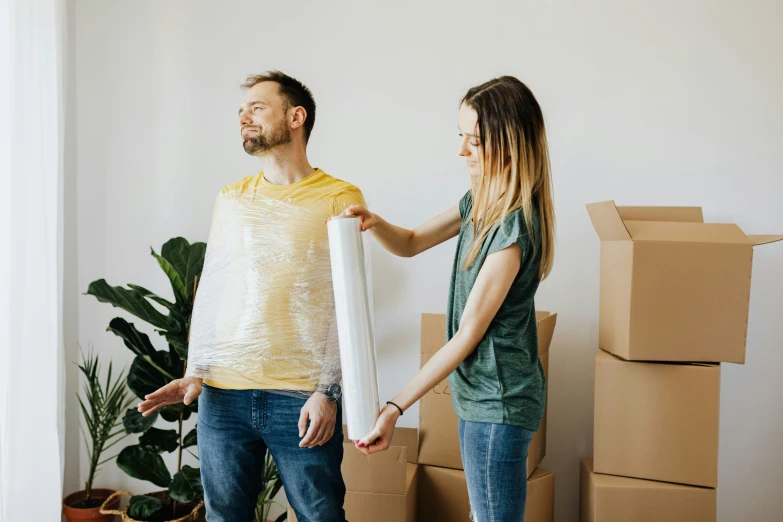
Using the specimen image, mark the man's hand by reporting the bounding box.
[137,376,203,417]
[298,392,337,448]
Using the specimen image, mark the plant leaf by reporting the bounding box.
[139,427,180,454]
[182,426,197,449]
[165,333,189,362]
[128,284,178,312]
[85,279,170,330]
[107,317,157,358]
[151,248,188,305]
[160,403,191,423]
[141,354,178,381]
[128,495,164,519]
[127,356,169,401]
[169,465,204,503]
[269,479,283,504]
[123,407,158,434]
[161,238,206,301]
[117,445,171,487]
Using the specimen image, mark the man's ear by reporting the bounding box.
[290,106,307,130]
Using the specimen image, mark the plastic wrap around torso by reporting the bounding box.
[186,173,360,391]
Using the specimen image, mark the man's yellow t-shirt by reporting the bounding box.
[201,168,365,391]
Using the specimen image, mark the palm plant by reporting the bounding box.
[255,449,287,522]
[75,350,134,506]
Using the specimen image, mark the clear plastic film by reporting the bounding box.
[187,188,379,433]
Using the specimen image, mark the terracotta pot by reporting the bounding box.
[63,489,119,522]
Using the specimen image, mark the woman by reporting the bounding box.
[343,76,555,521]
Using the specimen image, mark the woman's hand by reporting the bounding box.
[337,205,378,232]
[353,404,401,455]
[329,202,461,258]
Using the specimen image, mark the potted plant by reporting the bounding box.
[86,237,207,521]
[255,449,287,522]
[63,350,134,522]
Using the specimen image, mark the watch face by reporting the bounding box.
[329,384,342,399]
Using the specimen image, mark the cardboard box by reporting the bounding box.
[594,351,720,487]
[287,464,418,522]
[418,311,557,475]
[341,443,408,494]
[586,201,782,364]
[340,426,418,494]
[417,465,554,522]
[525,467,556,522]
[416,465,469,522]
[580,459,716,522]
[288,427,419,522]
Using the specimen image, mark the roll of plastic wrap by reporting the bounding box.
[327,216,380,440]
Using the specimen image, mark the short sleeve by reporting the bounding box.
[487,210,531,259]
[459,190,473,223]
[332,186,366,215]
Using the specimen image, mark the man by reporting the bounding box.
[138,71,363,522]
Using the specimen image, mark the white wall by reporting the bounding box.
[70,1,783,521]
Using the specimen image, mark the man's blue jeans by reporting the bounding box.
[459,417,534,522]
[198,384,347,522]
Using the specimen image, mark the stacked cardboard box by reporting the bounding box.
[417,311,558,522]
[287,427,419,522]
[581,201,782,522]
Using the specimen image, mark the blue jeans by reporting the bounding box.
[458,418,534,522]
[198,384,347,522]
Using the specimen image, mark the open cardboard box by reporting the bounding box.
[593,350,720,488]
[418,311,557,475]
[586,201,782,363]
[580,459,716,522]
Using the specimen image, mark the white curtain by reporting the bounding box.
[0,0,67,521]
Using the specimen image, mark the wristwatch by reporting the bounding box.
[316,383,342,402]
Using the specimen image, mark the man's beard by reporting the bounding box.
[242,122,291,155]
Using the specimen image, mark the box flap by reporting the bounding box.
[587,201,632,241]
[624,221,749,244]
[536,311,557,357]
[596,349,719,368]
[748,234,783,247]
[528,466,554,481]
[341,442,408,494]
[405,463,418,491]
[595,350,616,364]
[391,427,419,464]
[535,310,551,321]
[617,206,704,223]
[344,426,418,464]
[421,313,447,355]
[584,458,713,491]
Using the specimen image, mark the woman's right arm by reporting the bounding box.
[340,204,462,258]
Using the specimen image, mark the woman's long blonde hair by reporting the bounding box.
[461,76,555,280]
